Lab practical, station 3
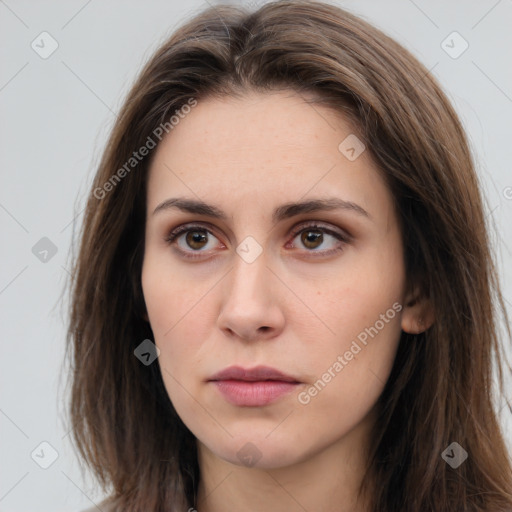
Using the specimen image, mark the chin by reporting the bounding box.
[206,435,312,470]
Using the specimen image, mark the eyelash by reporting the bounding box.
[164,222,350,261]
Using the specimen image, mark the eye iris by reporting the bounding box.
[301,230,323,249]
[180,228,328,252]
[186,230,208,250]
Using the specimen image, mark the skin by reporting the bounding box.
[141,89,432,512]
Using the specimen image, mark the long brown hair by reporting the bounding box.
[64,1,512,510]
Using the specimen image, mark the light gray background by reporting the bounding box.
[1,1,511,510]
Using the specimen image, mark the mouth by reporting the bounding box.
[208,365,302,407]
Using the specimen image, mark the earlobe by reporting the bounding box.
[401,288,435,334]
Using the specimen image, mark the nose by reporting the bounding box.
[217,253,285,342]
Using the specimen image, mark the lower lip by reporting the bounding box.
[211,380,300,406]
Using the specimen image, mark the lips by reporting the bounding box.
[208,365,299,383]
[208,365,301,407]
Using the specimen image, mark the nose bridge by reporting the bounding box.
[217,245,285,340]
[228,247,271,303]
[225,225,271,295]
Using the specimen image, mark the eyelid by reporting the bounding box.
[164,220,351,258]
[288,221,351,242]
[164,221,225,245]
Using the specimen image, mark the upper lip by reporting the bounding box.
[208,365,300,383]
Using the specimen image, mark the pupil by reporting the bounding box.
[302,231,322,248]
[184,230,324,251]
[187,231,207,249]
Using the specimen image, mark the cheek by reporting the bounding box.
[141,248,209,338]
[299,237,404,348]
[297,304,402,437]
[141,252,214,394]
[296,238,404,405]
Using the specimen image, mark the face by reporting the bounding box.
[141,89,411,470]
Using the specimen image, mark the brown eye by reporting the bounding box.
[185,230,209,250]
[165,222,348,261]
[165,224,222,258]
[289,224,347,256]
[300,230,324,249]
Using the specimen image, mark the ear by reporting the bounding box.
[401,285,435,334]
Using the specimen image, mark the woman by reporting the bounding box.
[67,1,512,510]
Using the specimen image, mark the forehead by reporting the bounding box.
[146,90,391,222]
[152,90,355,168]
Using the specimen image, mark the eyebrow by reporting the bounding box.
[152,196,371,223]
